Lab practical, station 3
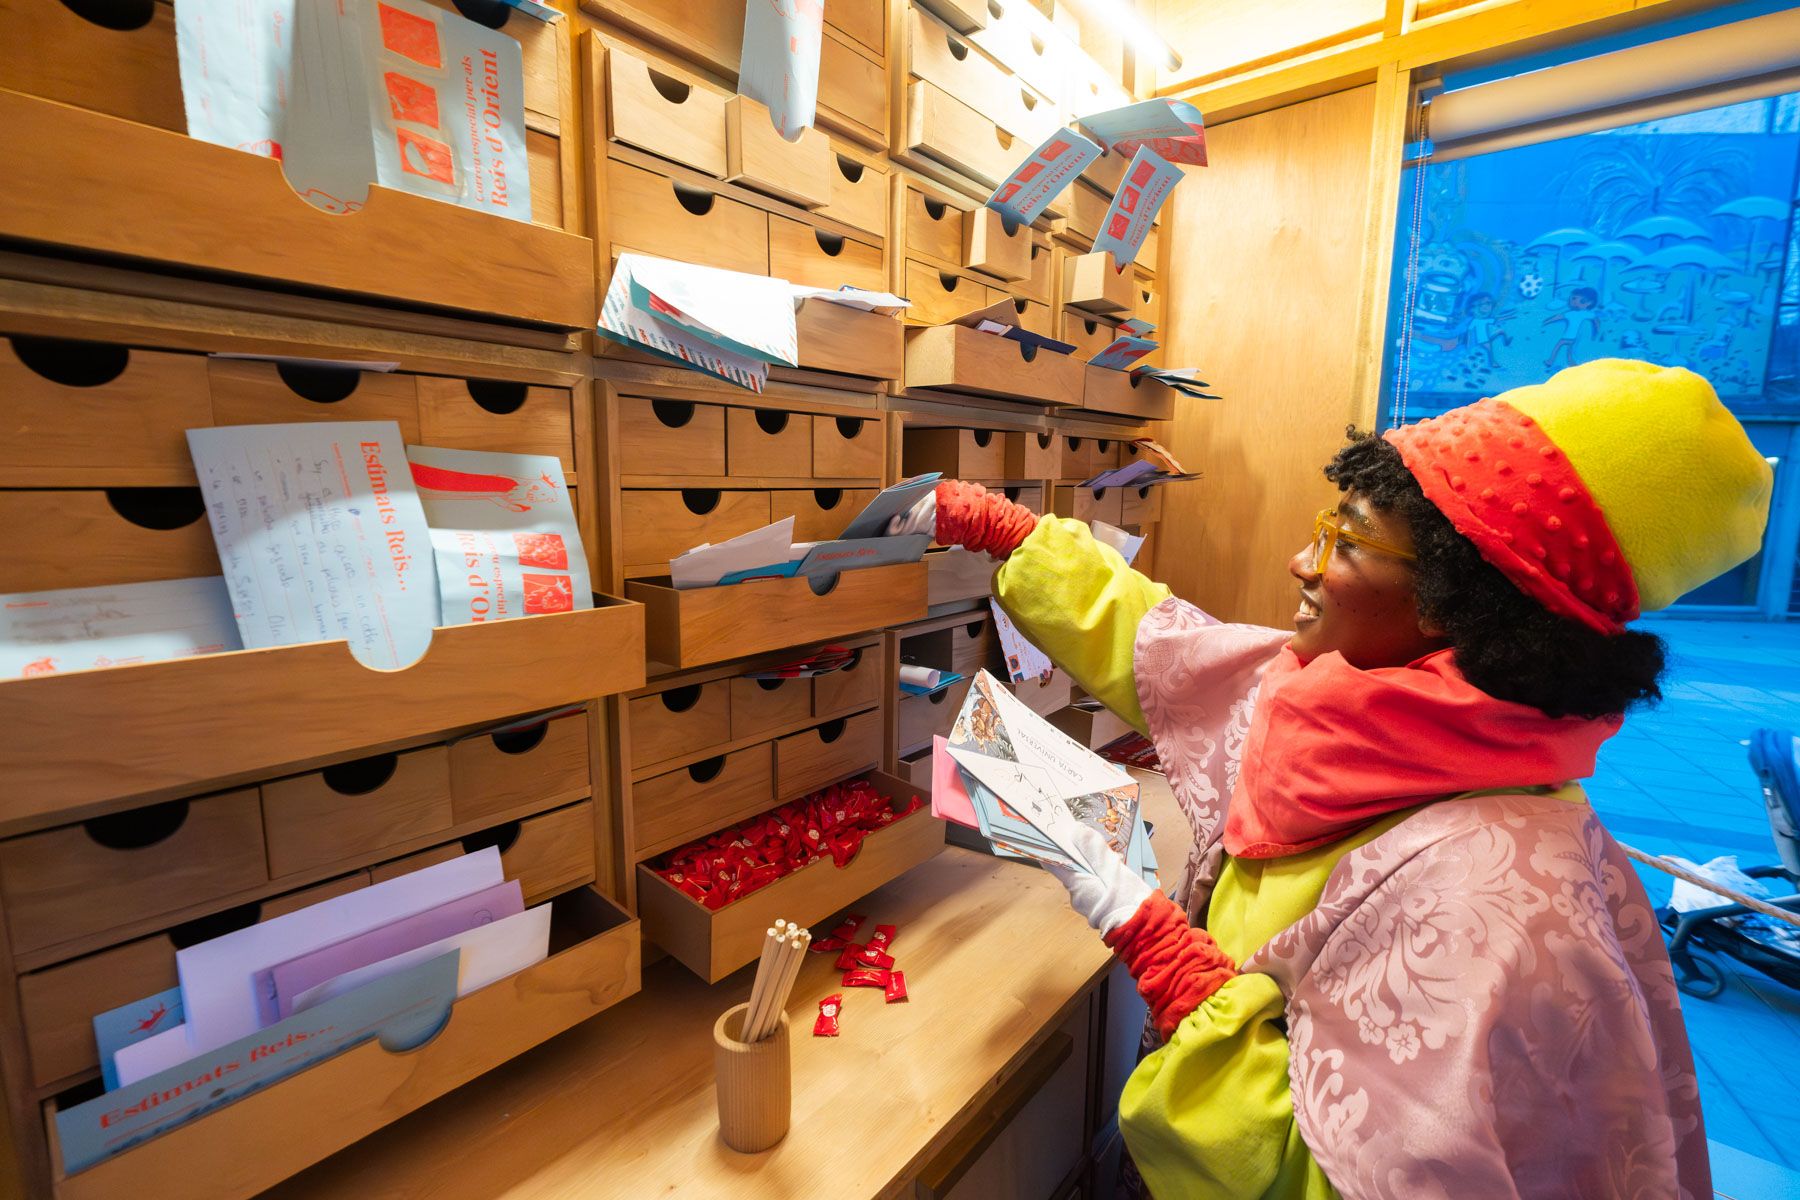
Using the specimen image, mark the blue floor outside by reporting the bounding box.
[1589,616,1800,1187]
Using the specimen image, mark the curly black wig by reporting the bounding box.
[1324,429,1665,720]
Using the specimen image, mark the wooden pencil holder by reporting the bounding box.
[713,1001,792,1152]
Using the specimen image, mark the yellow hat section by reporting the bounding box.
[1497,359,1772,612]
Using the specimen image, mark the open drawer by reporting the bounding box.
[903,324,1083,407]
[0,599,645,829]
[45,887,638,1200]
[627,562,927,669]
[1082,367,1177,421]
[795,299,904,381]
[636,771,941,981]
[1,91,593,330]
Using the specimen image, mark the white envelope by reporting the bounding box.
[290,902,552,1013]
[175,849,504,1056]
[111,1024,194,1089]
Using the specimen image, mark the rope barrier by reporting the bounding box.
[1619,841,1800,930]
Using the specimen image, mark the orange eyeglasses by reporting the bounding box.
[1310,509,1418,574]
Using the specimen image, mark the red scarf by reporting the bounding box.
[1223,647,1619,858]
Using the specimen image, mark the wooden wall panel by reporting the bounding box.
[1151,0,1384,82]
[1157,84,1383,628]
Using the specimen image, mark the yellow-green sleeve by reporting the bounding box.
[991,516,1171,733]
[1120,973,1335,1200]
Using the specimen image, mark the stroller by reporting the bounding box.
[1658,728,1800,999]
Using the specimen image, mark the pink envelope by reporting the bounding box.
[263,880,523,1019]
[931,735,979,829]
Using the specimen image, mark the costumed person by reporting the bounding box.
[888,359,1771,1198]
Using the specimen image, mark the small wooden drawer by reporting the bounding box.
[1083,147,1131,197]
[819,25,888,147]
[601,42,729,176]
[0,337,208,486]
[0,789,268,957]
[1057,435,1093,480]
[926,547,997,606]
[633,746,774,861]
[1057,485,1124,526]
[772,487,879,542]
[467,800,598,903]
[968,0,1063,97]
[916,0,990,33]
[769,216,886,293]
[1001,483,1046,513]
[731,676,814,740]
[821,147,890,236]
[620,488,773,576]
[1091,438,1125,471]
[1050,702,1135,752]
[1064,179,1111,247]
[1017,239,1053,303]
[1005,431,1060,478]
[17,873,366,1089]
[1083,367,1175,421]
[903,324,1084,407]
[637,772,941,981]
[1120,485,1165,527]
[0,486,217,592]
[903,259,985,326]
[814,646,882,714]
[905,6,1058,143]
[990,295,1053,338]
[618,396,728,476]
[830,0,887,56]
[905,426,1007,480]
[2,90,592,329]
[449,713,592,825]
[1012,668,1072,717]
[950,615,996,675]
[904,80,1020,189]
[606,158,770,276]
[899,677,972,750]
[726,407,814,478]
[1140,225,1162,274]
[901,745,934,791]
[1065,251,1135,314]
[207,358,421,437]
[1060,311,1121,358]
[263,747,454,879]
[775,710,883,799]
[416,379,578,477]
[48,887,639,1200]
[812,414,884,478]
[902,186,968,269]
[630,680,733,770]
[725,95,833,208]
[628,562,927,669]
[1136,273,1164,328]
[795,301,904,382]
[965,208,1031,281]
[0,0,183,131]
[2,602,644,822]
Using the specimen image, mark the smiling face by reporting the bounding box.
[1287,492,1448,669]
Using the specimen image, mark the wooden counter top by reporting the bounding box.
[265,772,1189,1200]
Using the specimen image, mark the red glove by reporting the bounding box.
[934,480,1039,558]
[1103,891,1239,1041]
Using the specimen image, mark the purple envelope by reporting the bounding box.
[262,880,523,1019]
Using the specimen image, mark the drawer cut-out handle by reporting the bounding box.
[835,154,864,183]
[987,0,1003,18]
[964,620,985,637]
[994,127,1014,150]
[1141,290,1153,303]
[814,718,847,743]
[106,487,206,531]
[491,722,549,755]
[814,230,846,257]
[11,335,129,387]
[939,271,961,292]
[754,409,791,435]
[1065,436,1084,451]
[660,684,702,713]
[946,34,969,61]
[466,378,528,414]
[681,488,723,516]
[651,398,697,428]
[808,572,842,597]
[1082,319,1098,335]
[1029,32,1045,56]
[169,900,263,949]
[688,756,726,783]
[1096,439,1113,453]
[462,820,521,855]
[84,799,189,850]
[1016,342,1039,363]
[452,0,513,28]
[1003,486,1021,501]
[927,689,950,706]
[813,487,843,508]
[756,677,788,692]
[673,181,718,216]
[322,752,400,796]
[276,362,362,403]
[58,0,154,30]
[1090,486,1109,499]
[923,197,949,222]
[972,429,994,447]
[1126,443,1140,456]
[839,648,864,672]
[1030,244,1041,260]
[1035,432,1052,449]
[1013,299,1028,315]
[1137,486,1152,500]
[647,67,693,105]
[834,416,867,440]
[1129,373,1144,390]
[1020,89,1037,111]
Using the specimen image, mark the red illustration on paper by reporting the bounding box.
[514,532,569,570]
[522,573,575,614]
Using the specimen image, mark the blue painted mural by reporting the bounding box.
[1385,97,1800,421]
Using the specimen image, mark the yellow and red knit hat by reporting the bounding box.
[1384,359,1772,634]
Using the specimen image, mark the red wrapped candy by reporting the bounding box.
[814,994,843,1037]
[842,967,890,989]
[854,945,895,970]
[867,924,898,952]
[811,913,867,953]
[834,943,866,971]
[885,971,908,1003]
